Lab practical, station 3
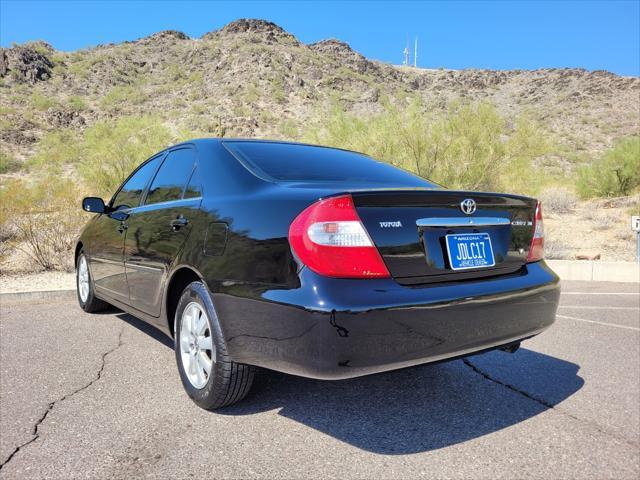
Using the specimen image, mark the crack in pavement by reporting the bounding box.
[462,358,639,449]
[0,325,126,471]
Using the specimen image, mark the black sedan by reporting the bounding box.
[76,139,559,409]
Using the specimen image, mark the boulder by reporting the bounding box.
[0,44,53,83]
[575,251,601,261]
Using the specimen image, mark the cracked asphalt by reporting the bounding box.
[0,280,638,479]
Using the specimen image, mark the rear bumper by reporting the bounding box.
[213,261,560,380]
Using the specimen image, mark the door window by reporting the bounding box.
[145,148,196,205]
[111,156,163,209]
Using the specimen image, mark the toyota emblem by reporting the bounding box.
[460,198,476,215]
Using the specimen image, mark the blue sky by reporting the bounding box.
[1,1,639,76]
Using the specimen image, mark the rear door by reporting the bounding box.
[90,155,163,302]
[124,146,202,316]
[352,190,538,285]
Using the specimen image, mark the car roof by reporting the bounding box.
[171,138,368,156]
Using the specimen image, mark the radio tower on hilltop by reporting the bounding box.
[403,41,409,66]
[403,36,419,68]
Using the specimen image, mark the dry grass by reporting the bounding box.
[591,213,615,231]
[544,239,571,260]
[540,187,577,214]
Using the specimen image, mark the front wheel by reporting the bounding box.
[76,251,110,313]
[174,281,255,410]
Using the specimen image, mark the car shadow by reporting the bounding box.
[109,309,583,454]
[112,310,174,349]
[219,348,583,454]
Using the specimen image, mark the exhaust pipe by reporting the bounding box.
[499,342,521,354]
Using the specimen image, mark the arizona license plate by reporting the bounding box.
[445,233,495,270]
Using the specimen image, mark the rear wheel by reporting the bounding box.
[76,251,110,313]
[174,281,255,410]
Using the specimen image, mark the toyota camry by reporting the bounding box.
[76,139,559,410]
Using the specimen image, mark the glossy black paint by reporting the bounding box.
[82,197,106,214]
[78,138,559,379]
[352,190,537,283]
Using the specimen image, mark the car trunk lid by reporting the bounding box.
[350,190,538,285]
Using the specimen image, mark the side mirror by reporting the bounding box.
[82,197,106,214]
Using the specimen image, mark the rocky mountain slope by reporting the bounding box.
[1,18,639,168]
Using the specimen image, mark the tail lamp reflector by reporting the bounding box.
[288,195,390,278]
[527,201,544,262]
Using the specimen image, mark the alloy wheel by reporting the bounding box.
[179,302,215,389]
[78,256,90,303]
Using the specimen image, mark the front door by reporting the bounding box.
[88,211,129,301]
[90,155,163,302]
[124,147,201,317]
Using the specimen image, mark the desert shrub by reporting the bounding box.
[271,77,286,104]
[304,101,551,193]
[539,187,577,214]
[243,83,260,103]
[67,95,88,112]
[77,116,175,197]
[100,85,148,112]
[68,59,92,79]
[577,137,640,198]
[28,129,81,170]
[0,179,34,227]
[591,213,615,231]
[0,106,17,115]
[1,177,85,271]
[29,91,57,111]
[0,153,22,173]
[0,225,15,266]
[544,239,570,259]
[501,115,554,194]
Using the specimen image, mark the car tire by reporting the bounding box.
[76,251,110,313]
[174,281,255,410]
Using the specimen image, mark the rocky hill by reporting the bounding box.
[1,18,639,169]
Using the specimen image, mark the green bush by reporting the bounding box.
[0,153,22,173]
[77,116,176,196]
[28,129,81,170]
[99,85,147,112]
[577,137,640,198]
[304,101,552,194]
[30,91,57,111]
[67,95,88,112]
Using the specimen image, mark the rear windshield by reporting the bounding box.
[223,141,434,187]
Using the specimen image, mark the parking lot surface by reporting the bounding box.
[0,281,638,479]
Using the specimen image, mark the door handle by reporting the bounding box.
[117,223,128,234]
[170,216,189,231]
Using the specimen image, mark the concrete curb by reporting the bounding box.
[0,289,76,304]
[547,260,640,283]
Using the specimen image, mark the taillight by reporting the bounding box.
[288,194,390,278]
[527,201,544,262]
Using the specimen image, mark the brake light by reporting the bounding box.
[288,195,390,278]
[527,201,544,262]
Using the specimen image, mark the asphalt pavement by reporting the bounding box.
[0,281,638,479]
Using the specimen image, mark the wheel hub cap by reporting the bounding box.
[179,302,215,389]
[77,256,90,303]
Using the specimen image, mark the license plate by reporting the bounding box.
[445,233,495,270]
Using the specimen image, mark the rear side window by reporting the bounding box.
[111,156,162,209]
[223,141,433,187]
[145,148,195,205]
